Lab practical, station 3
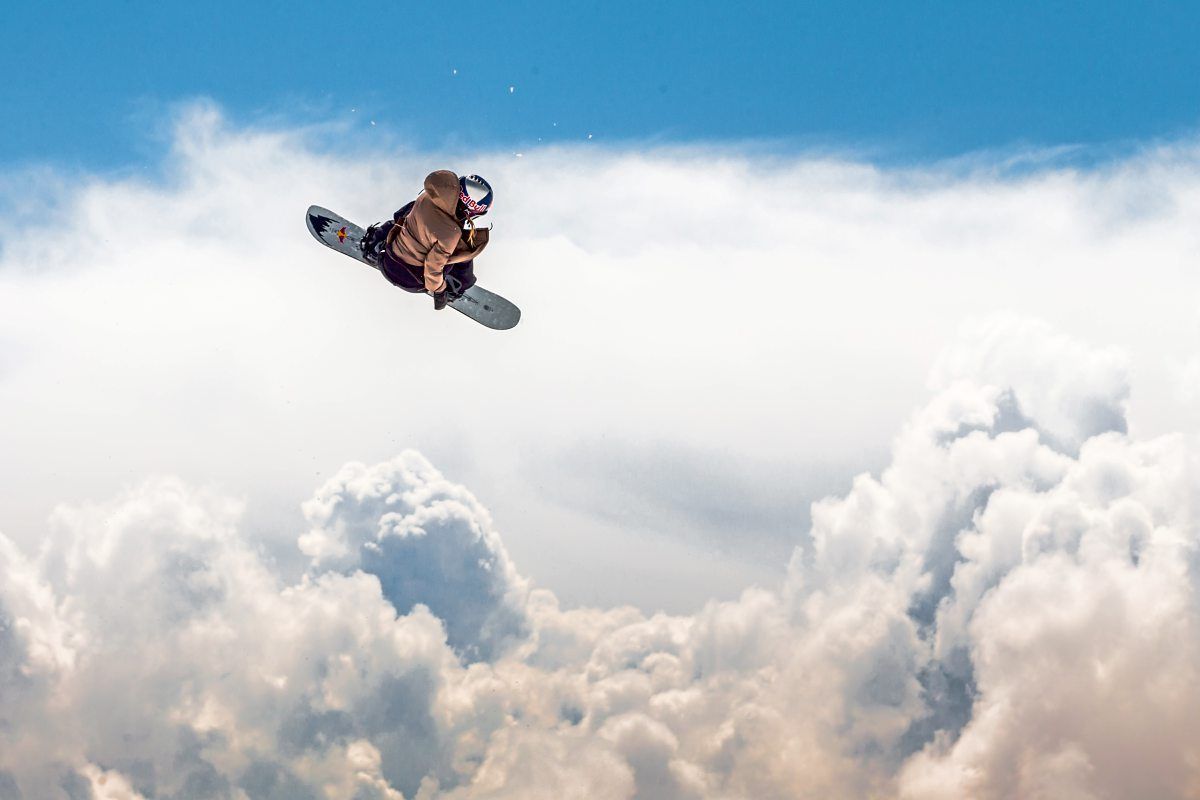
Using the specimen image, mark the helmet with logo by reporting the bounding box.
[458,174,493,219]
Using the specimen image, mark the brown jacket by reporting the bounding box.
[387,170,490,292]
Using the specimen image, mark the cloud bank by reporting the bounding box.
[3,105,1200,612]
[3,105,1200,797]
[2,317,1200,798]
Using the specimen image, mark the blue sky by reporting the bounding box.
[3,0,1198,169]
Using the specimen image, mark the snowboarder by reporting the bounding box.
[359,171,493,310]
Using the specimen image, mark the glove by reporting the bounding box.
[433,288,448,310]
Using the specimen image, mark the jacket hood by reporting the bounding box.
[424,170,461,216]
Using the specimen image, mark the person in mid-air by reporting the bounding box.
[360,171,493,310]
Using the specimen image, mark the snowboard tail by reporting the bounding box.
[306,206,520,330]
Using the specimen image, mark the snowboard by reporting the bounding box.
[305,206,520,331]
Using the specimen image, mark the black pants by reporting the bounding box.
[380,248,477,296]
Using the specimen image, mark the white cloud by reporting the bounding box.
[3,105,1200,611]
[2,319,1200,797]
[299,453,529,662]
[930,316,1129,452]
[3,106,1200,796]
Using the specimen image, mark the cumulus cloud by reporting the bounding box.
[298,453,529,661]
[2,474,467,798]
[5,104,1200,796]
[2,316,1200,797]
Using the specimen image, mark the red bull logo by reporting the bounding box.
[336,226,348,243]
[459,190,489,217]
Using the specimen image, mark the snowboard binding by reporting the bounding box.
[444,273,466,301]
[359,221,393,266]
